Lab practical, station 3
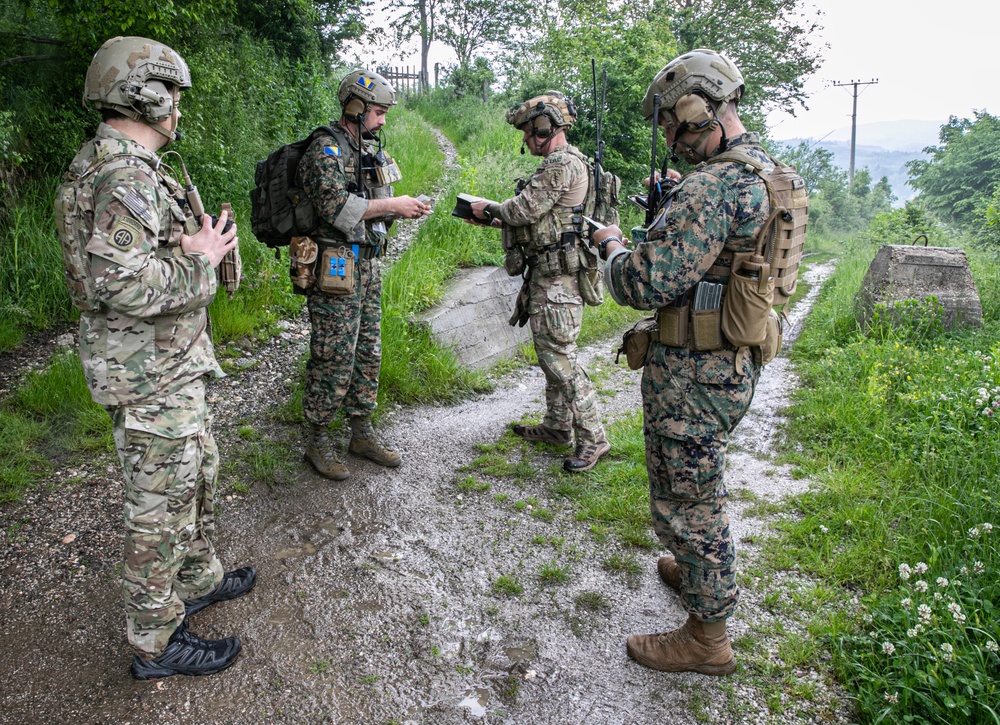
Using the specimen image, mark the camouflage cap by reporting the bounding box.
[339,70,397,109]
[83,36,191,124]
[506,91,577,130]
[642,49,744,120]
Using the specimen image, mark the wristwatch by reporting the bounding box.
[598,236,621,260]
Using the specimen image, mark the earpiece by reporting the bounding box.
[344,97,366,122]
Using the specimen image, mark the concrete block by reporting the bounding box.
[414,266,532,369]
[856,245,982,330]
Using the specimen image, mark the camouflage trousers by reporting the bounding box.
[304,257,381,425]
[528,273,604,445]
[640,344,760,623]
[111,390,224,658]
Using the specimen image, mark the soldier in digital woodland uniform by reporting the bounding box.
[54,36,256,679]
[470,92,614,472]
[593,49,772,675]
[298,70,431,480]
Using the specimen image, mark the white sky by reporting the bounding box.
[767,0,997,140]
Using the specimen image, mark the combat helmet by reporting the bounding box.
[506,91,577,133]
[641,49,744,121]
[83,36,191,124]
[339,70,397,120]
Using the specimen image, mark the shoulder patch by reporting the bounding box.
[324,145,342,157]
[112,185,155,228]
[109,216,145,251]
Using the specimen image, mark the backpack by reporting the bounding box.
[709,149,809,310]
[249,126,336,249]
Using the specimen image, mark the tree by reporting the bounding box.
[907,111,1000,231]
[438,0,532,67]
[388,0,440,91]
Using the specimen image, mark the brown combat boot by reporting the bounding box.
[348,415,402,468]
[563,439,611,472]
[626,615,736,676]
[305,424,349,480]
[657,555,682,592]
[511,423,572,445]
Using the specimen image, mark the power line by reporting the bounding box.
[833,79,879,186]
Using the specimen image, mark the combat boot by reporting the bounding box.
[131,622,241,680]
[305,424,349,480]
[563,439,611,472]
[512,423,572,445]
[348,415,401,467]
[656,555,682,592]
[626,615,736,676]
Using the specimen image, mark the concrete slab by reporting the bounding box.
[414,266,532,369]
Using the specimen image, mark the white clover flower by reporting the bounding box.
[869,630,877,639]
[953,611,966,624]
[898,563,912,580]
[918,604,933,622]
[820,525,829,534]
[907,627,917,638]
[940,643,954,662]
[915,562,929,575]
[882,641,896,655]
[934,592,943,601]
[983,523,994,534]
[884,691,899,704]
[974,561,985,575]
[986,640,999,653]
[961,566,969,576]
[915,580,929,593]
[901,598,912,609]
[969,527,981,538]
[863,613,874,624]
[937,577,949,588]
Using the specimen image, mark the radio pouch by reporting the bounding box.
[617,317,658,370]
[317,245,355,294]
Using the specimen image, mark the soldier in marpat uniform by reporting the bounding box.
[470,92,614,473]
[594,50,772,675]
[298,70,431,480]
[54,36,256,679]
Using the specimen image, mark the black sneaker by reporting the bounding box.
[183,567,257,617]
[131,623,241,680]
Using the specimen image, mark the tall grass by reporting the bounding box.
[775,235,1000,723]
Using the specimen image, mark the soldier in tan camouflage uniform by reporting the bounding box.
[55,36,256,680]
[594,50,772,675]
[297,70,431,480]
[471,92,614,472]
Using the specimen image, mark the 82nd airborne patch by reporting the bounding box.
[109,216,145,250]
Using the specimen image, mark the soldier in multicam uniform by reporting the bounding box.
[297,70,431,480]
[593,50,772,675]
[54,36,256,680]
[471,92,614,472]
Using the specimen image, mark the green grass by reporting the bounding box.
[492,575,524,596]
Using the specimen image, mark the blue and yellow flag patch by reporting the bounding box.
[356,75,376,91]
[323,145,342,156]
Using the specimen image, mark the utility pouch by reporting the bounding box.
[501,224,526,276]
[560,246,580,275]
[577,243,604,306]
[757,308,783,365]
[657,301,689,347]
[722,251,773,347]
[617,317,657,370]
[317,245,355,295]
[289,236,319,292]
[374,158,402,186]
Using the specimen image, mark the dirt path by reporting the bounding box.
[0,127,851,724]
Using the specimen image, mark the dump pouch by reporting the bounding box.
[721,251,774,347]
[509,276,530,327]
[317,245,355,294]
[617,317,658,370]
[577,243,604,306]
[757,308,783,365]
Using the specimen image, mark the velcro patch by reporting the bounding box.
[112,185,155,228]
[109,216,144,250]
[324,146,342,157]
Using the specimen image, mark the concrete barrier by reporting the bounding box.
[856,245,982,330]
[414,266,533,369]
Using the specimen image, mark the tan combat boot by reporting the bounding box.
[348,415,402,468]
[657,555,682,592]
[626,615,736,676]
[563,439,611,473]
[305,424,349,480]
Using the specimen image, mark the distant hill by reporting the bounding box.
[775,119,943,206]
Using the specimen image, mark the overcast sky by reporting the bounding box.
[767,0,996,140]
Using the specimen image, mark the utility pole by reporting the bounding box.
[833,78,878,187]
